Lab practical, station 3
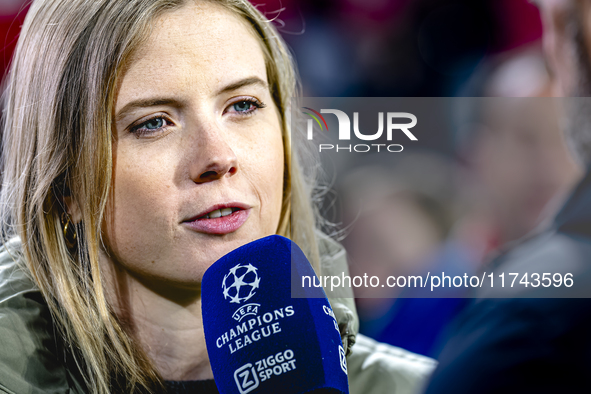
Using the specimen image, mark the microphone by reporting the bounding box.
[201,235,349,394]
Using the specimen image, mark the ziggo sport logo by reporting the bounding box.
[302,107,417,153]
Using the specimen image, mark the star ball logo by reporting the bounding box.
[222,263,261,304]
[302,107,418,153]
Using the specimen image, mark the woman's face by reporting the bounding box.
[102,1,285,289]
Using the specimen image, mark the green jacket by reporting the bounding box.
[0,237,435,393]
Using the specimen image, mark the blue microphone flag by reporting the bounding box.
[201,235,349,394]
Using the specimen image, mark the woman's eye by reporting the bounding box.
[233,101,252,112]
[144,118,165,130]
[130,116,171,136]
[226,98,266,116]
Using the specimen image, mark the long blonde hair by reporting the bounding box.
[0,0,320,392]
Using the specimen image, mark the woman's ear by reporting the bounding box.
[63,195,82,223]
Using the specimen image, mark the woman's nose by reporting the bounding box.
[189,126,238,184]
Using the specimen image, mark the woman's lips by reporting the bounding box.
[183,205,250,235]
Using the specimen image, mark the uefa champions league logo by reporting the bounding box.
[222,263,261,304]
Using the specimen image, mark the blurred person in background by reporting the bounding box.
[338,47,581,359]
[455,50,582,264]
[340,154,470,358]
[424,0,591,392]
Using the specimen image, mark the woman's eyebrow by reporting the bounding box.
[215,76,268,95]
[115,98,182,123]
[115,77,268,122]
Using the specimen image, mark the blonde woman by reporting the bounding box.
[0,0,435,393]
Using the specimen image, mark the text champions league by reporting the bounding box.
[216,305,295,354]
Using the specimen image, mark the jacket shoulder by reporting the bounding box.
[347,334,436,394]
[0,238,79,394]
[317,235,437,393]
[479,230,591,298]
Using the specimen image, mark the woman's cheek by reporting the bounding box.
[106,147,176,258]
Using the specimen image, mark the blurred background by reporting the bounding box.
[0,0,551,97]
[0,0,584,359]
[256,0,545,97]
